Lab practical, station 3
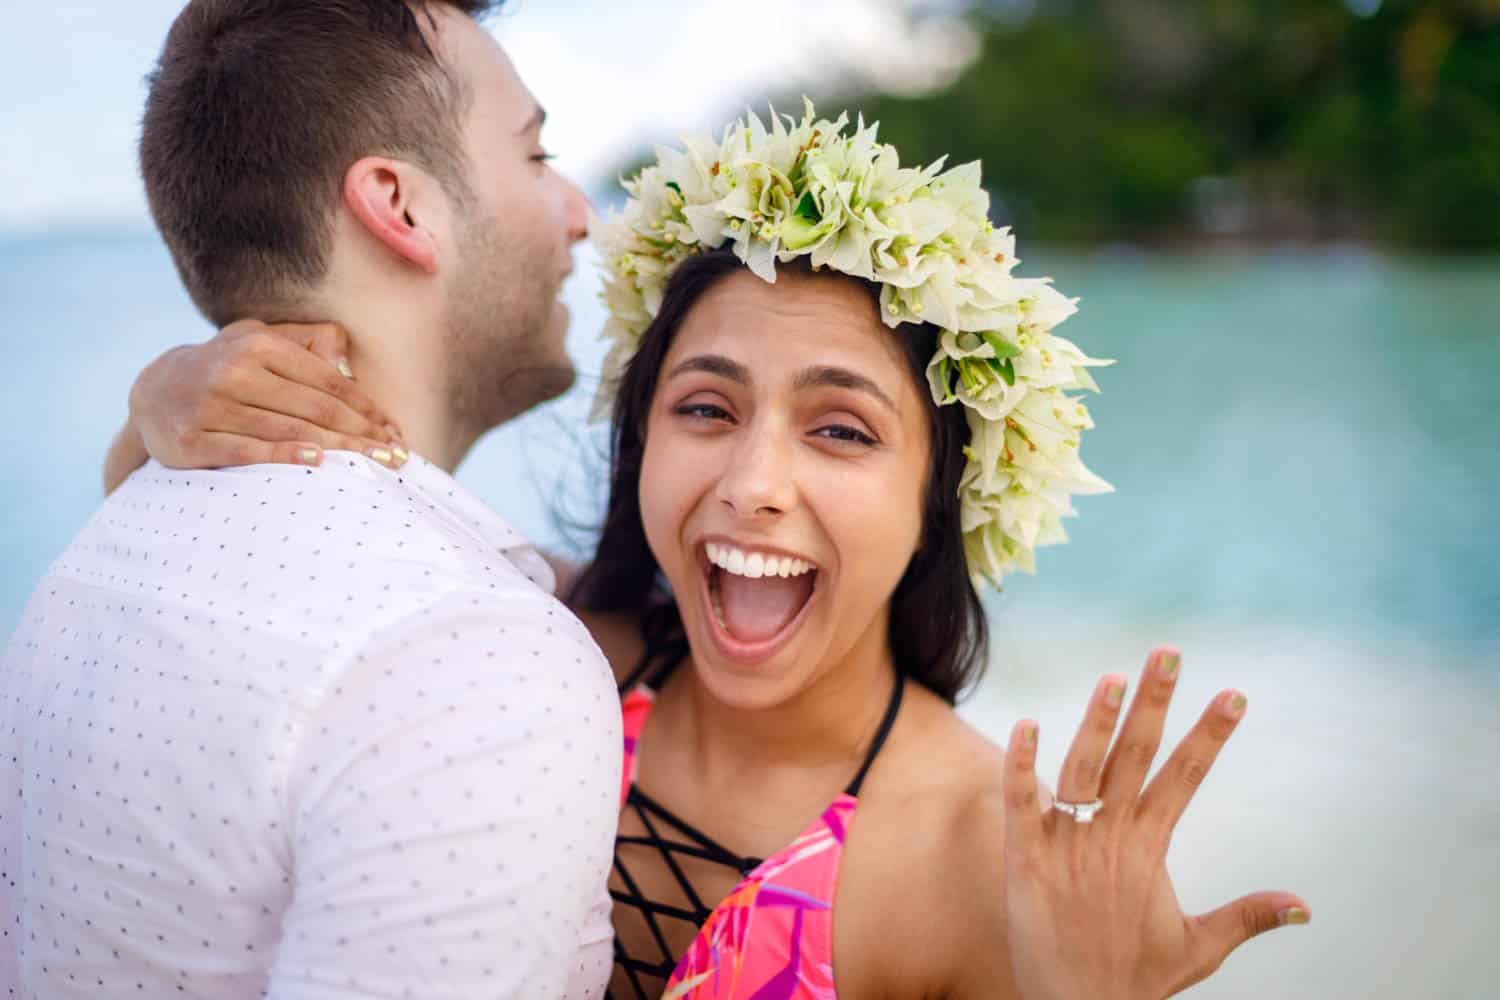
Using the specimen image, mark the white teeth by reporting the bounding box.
[706,543,815,579]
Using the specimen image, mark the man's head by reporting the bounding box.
[141,0,590,457]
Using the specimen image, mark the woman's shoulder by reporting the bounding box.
[835,683,1018,998]
[868,681,1009,821]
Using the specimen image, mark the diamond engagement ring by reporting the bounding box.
[1052,798,1104,823]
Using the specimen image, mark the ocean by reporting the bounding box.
[2,228,1497,996]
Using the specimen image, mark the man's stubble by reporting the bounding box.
[444,209,576,438]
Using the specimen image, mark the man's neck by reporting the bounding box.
[309,278,477,474]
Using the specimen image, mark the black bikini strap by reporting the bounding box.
[619,639,684,694]
[844,671,904,797]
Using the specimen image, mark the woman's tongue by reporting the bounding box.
[718,570,814,644]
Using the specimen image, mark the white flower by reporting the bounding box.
[592,100,1114,586]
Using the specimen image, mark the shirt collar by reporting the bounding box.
[373,452,557,596]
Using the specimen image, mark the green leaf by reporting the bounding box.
[993,358,1016,386]
[983,332,1023,359]
[793,190,821,224]
[665,181,682,195]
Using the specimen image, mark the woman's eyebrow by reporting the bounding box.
[793,365,896,412]
[667,354,750,384]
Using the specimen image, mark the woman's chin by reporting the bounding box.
[685,653,813,712]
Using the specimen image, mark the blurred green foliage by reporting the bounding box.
[847,0,1500,249]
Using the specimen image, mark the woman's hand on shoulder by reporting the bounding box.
[129,319,405,472]
[980,647,1309,1000]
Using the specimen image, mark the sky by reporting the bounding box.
[2,0,976,233]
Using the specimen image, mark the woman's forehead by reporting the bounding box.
[668,270,910,385]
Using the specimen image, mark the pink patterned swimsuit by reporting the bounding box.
[609,670,903,1000]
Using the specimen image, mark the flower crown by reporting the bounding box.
[593,100,1112,586]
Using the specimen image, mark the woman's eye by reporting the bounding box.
[531,151,556,165]
[673,402,733,422]
[813,424,877,446]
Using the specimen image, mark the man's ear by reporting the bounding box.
[342,157,441,275]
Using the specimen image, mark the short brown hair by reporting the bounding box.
[140,0,500,324]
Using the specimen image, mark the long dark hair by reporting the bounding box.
[569,250,989,704]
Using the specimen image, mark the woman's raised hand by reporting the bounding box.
[1001,648,1308,999]
[129,319,406,471]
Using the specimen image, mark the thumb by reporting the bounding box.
[1188,892,1309,985]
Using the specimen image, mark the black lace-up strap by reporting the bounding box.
[844,671,904,797]
[609,785,763,998]
[609,668,903,997]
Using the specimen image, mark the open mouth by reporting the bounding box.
[700,541,820,663]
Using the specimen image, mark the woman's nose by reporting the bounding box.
[715,423,796,519]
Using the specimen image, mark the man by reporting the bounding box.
[0,2,619,996]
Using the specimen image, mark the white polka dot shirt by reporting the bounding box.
[0,453,620,999]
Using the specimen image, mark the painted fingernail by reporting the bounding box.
[1158,650,1181,680]
[391,445,410,467]
[1022,721,1038,747]
[1277,907,1309,926]
[296,447,321,466]
[1104,682,1126,709]
[1224,692,1248,719]
[337,357,354,379]
[366,447,394,468]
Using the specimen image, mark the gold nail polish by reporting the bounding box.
[391,445,410,467]
[1105,683,1126,709]
[1278,907,1309,926]
[337,358,354,379]
[1228,693,1248,718]
[1024,722,1038,747]
[297,447,320,465]
[1158,651,1181,680]
[367,447,393,467]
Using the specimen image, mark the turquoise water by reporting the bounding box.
[3,229,1496,655]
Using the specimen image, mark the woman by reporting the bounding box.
[110,105,1307,998]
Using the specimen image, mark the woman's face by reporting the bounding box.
[639,268,932,709]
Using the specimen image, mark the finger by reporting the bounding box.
[1002,720,1046,867]
[1183,891,1309,990]
[1138,689,1246,834]
[1054,673,1128,807]
[263,323,406,438]
[224,337,397,440]
[169,430,326,471]
[229,367,388,441]
[219,318,274,343]
[221,404,407,468]
[1098,646,1181,805]
[279,322,353,375]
